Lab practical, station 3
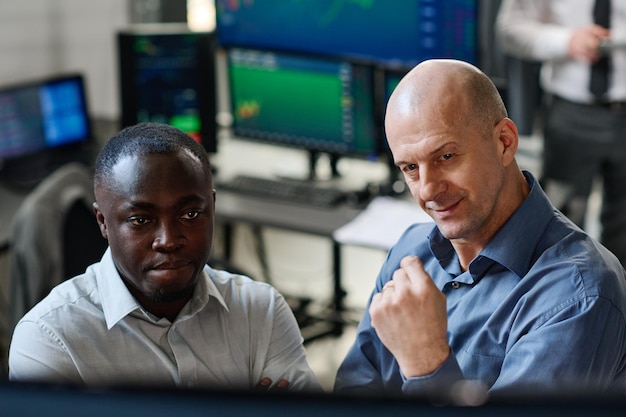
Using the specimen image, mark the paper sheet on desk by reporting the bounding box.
[333,196,433,250]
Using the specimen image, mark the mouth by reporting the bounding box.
[151,260,192,271]
[427,199,461,219]
[147,260,196,283]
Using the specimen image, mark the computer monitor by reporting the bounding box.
[0,73,93,185]
[226,47,382,178]
[215,0,478,66]
[117,26,218,153]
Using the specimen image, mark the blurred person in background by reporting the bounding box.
[496,0,626,267]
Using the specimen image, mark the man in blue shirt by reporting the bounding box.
[334,59,626,398]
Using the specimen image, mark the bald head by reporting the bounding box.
[385,59,507,138]
[383,59,527,261]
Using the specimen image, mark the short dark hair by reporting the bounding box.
[94,122,212,188]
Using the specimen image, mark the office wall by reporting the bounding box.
[0,0,128,119]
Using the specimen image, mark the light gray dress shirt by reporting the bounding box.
[8,249,322,392]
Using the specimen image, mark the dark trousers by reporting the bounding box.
[542,95,626,267]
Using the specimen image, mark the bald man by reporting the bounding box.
[334,59,626,398]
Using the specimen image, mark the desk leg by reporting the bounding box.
[252,225,272,284]
[222,222,233,261]
[331,240,346,336]
[216,222,347,344]
[299,240,347,344]
[210,222,245,274]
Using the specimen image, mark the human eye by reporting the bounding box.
[128,216,150,226]
[402,163,417,173]
[181,210,201,220]
[440,153,454,161]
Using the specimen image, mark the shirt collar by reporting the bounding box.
[481,171,554,279]
[429,171,554,281]
[178,267,230,321]
[96,248,140,329]
[96,249,229,328]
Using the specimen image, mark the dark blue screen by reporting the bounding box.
[215,0,478,66]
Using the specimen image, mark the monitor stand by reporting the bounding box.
[305,150,407,196]
[307,151,340,181]
[273,150,407,203]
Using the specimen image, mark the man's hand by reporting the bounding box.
[568,25,611,63]
[255,377,289,392]
[369,256,450,378]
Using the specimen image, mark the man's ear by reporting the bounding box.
[495,117,519,167]
[93,202,108,240]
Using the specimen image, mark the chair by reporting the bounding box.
[7,162,108,330]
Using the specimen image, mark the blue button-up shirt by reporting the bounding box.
[335,172,626,397]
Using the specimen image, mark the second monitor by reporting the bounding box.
[117,26,218,154]
[226,48,383,179]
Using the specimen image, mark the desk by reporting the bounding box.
[210,133,392,341]
[214,190,362,342]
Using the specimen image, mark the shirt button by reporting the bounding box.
[451,281,461,289]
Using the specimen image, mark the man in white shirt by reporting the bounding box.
[8,122,321,392]
[496,0,626,266]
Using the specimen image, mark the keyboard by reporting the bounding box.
[218,175,348,207]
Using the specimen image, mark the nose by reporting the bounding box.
[152,220,185,252]
[417,166,444,202]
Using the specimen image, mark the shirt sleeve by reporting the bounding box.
[334,225,445,396]
[337,292,626,397]
[333,300,391,395]
[9,319,81,384]
[486,296,626,393]
[333,289,465,397]
[258,289,323,393]
[496,0,572,60]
